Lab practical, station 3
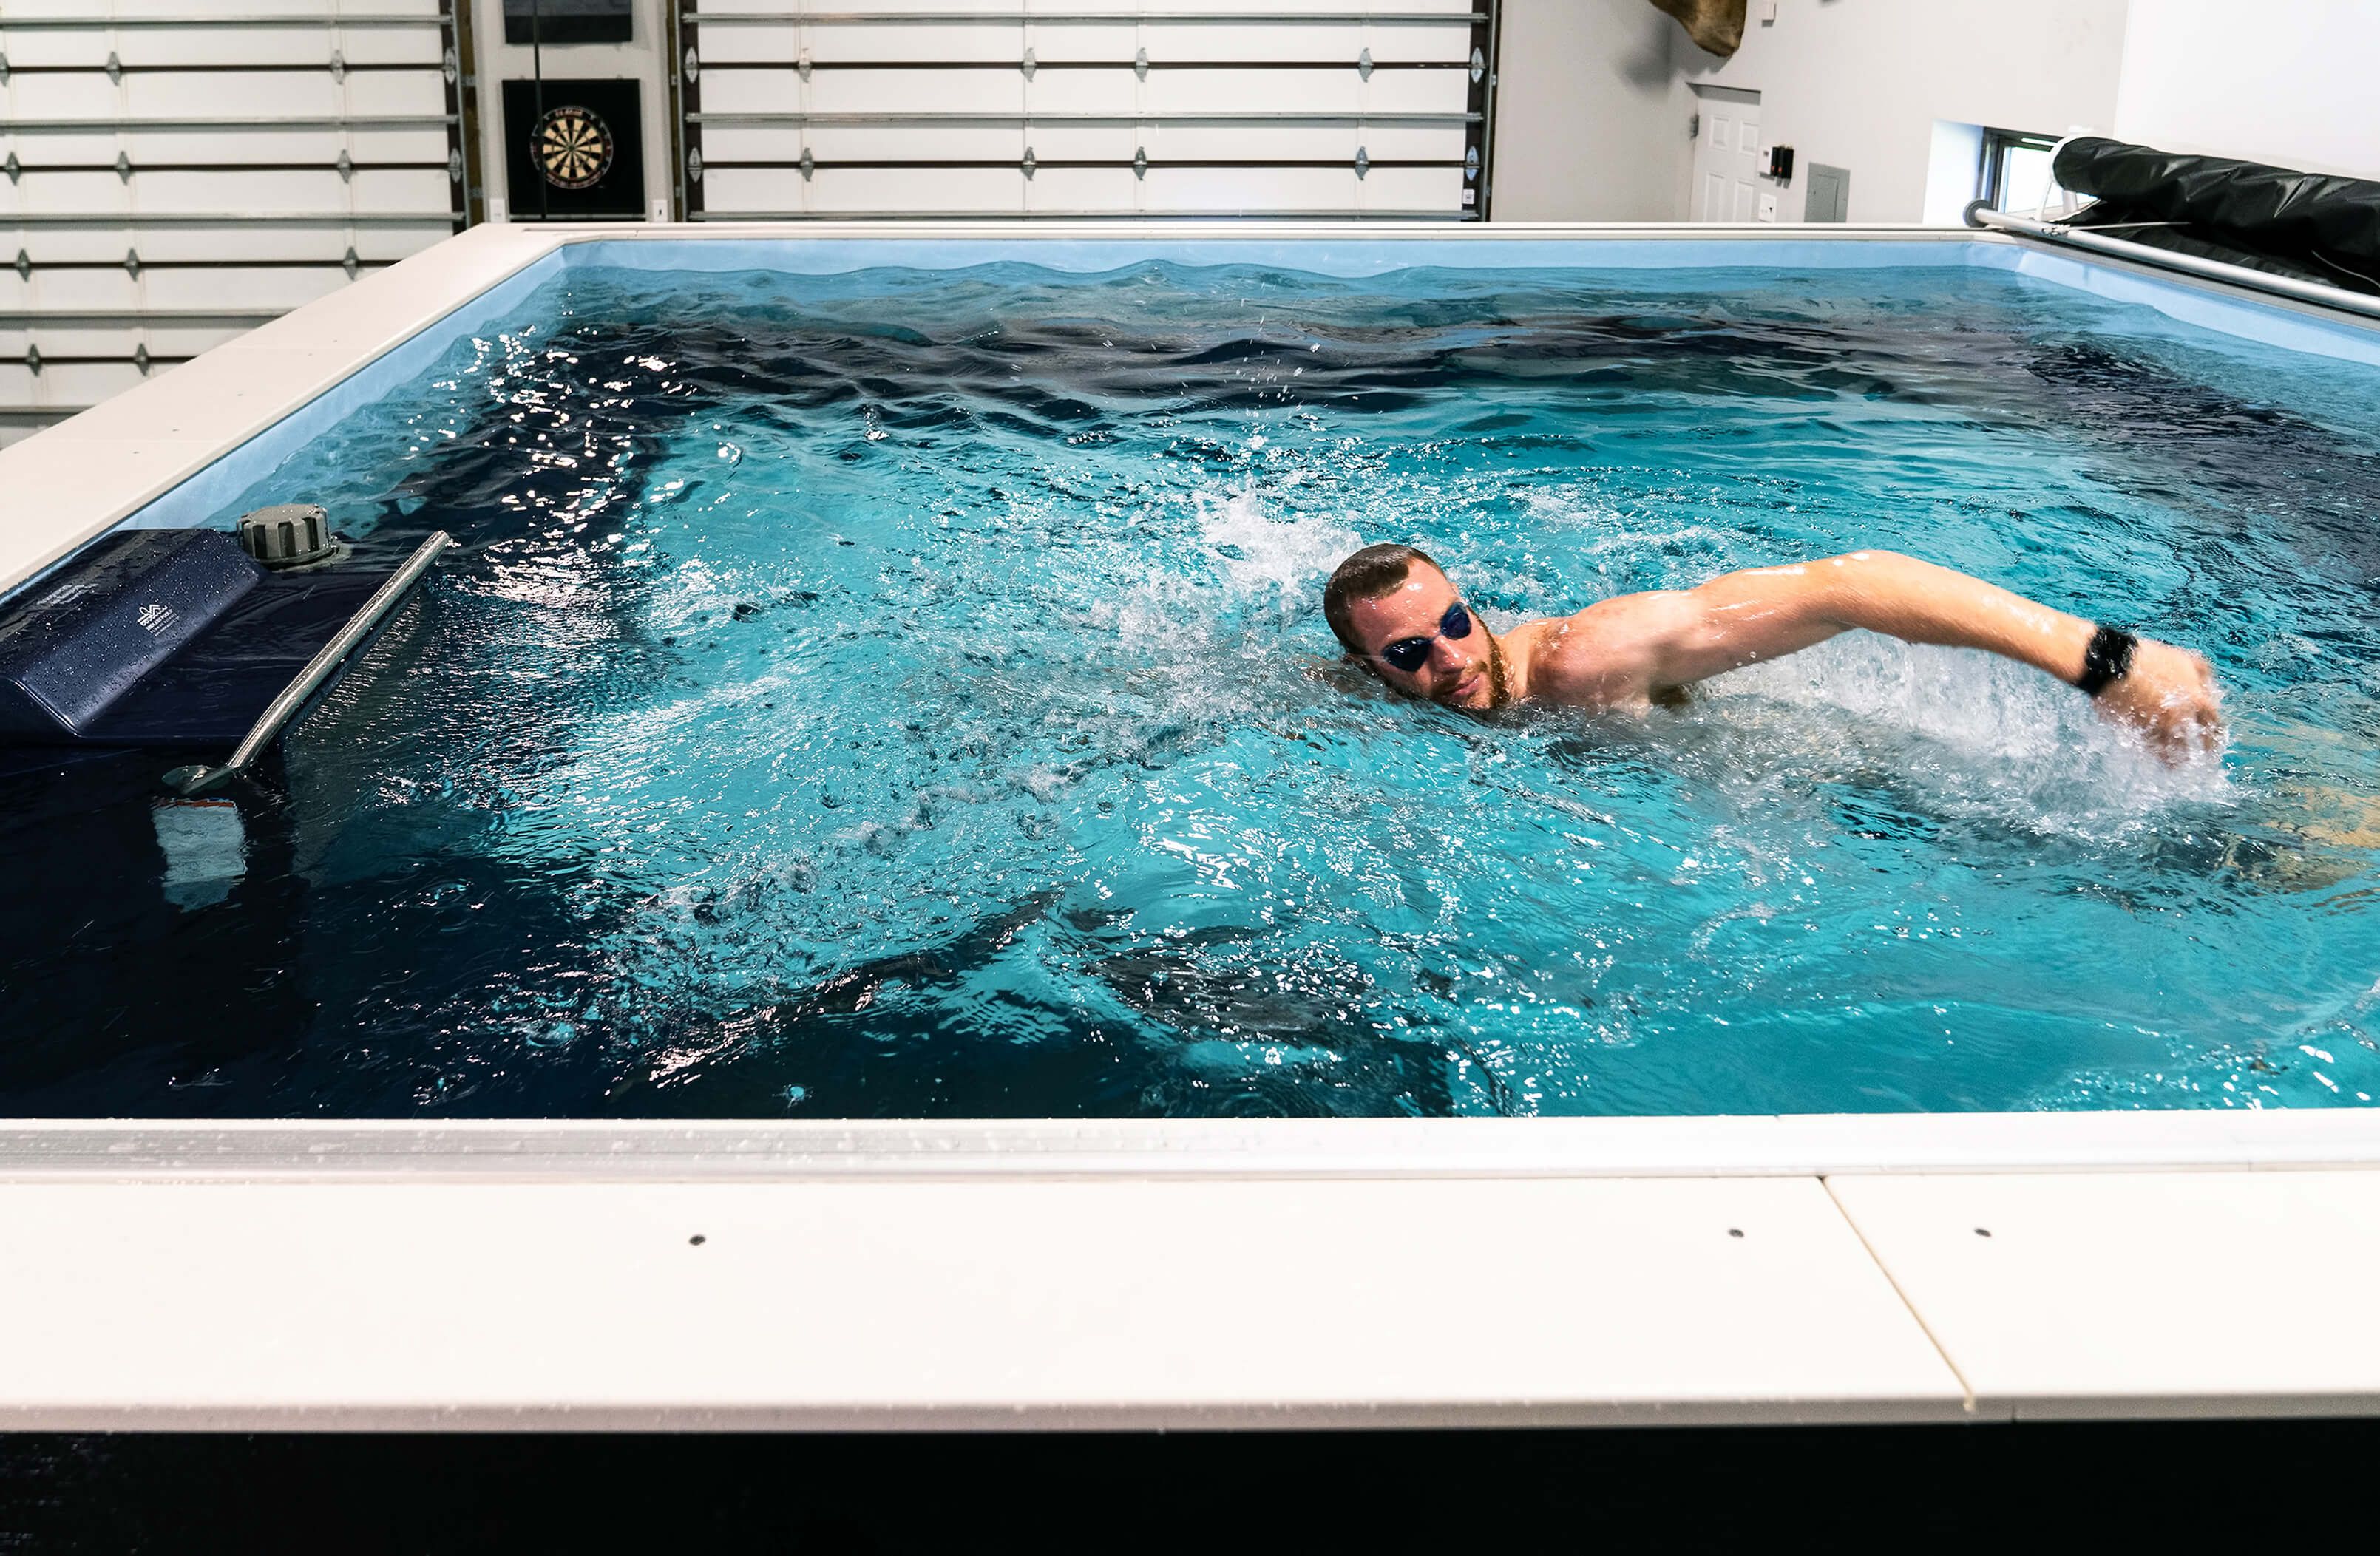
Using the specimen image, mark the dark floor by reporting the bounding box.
[2,1418,2365,1552]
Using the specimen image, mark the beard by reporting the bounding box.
[1432,629,1512,710]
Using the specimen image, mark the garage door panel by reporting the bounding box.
[808,24,1032,64]
[347,169,455,212]
[4,1,464,434]
[16,173,129,218]
[1020,126,1141,161]
[696,73,803,115]
[333,30,447,68]
[1141,164,1357,211]
[4,74,117,119]
[110,28,310,69]
[1014,24,1142,64]
[1025,166,1142,213]
[683,2,1491,222]
[1144,71,1366,115]
[694,26,804,66]
[1366,71,1476,113]
[1023,72,1144,115]
[339,72,450,118]
[141,268,350,313]
[803,126,1028,161]
[1358,164,1467,211]
[127,74,342,119]
[805,166,1025,214]
[18,360,144,408]
[697,167,800,215]
[1142,23,1369,64]
[806,70,1025,115]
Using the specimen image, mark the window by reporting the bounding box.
[1979,129,2069,217]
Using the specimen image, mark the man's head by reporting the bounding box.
[1324,543,1507,710]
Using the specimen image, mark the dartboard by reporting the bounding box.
[535,104,614,191]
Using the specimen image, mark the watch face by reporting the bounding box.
[535,104,614,190]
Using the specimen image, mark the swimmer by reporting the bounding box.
[1323,543,2225,761]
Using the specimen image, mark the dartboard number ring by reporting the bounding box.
[535,104,614,191]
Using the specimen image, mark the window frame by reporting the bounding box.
[1978,127,2063,214]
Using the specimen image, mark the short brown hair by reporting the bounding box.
[1323,543,1444,653]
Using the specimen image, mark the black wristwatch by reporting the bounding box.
[2075,625,2138,697]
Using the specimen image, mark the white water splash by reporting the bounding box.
[1196,488,1359,607]
[1693,633,2234,837]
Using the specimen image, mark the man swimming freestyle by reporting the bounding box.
[1323,545,2225,761]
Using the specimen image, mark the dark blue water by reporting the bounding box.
[5,259,2379,1117]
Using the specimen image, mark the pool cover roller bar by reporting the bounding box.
[2052,137,2380,296]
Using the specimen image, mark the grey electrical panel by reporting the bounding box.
[1805,164,1851,222]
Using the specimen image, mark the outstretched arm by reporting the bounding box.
[1539,551,2223,758]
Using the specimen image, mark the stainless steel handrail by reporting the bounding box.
[690,110,1476,126]
[0,310,285,327]
[164,531,452,798]
[1967,205,2380,325]
[4,213,458,228]
[684,9,1484,22]
[0,13,451,27]
[1,115,459,132]
[689,207,1471,220]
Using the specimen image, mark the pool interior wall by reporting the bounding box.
[68,233,2380,554]
[5,228,2380,1122]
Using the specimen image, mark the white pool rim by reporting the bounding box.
[3,221,2378,1432]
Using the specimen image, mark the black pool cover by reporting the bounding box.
[0,529,394,778]
[2053,135,2380,296]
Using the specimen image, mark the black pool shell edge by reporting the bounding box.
[4,1419,2370,1550]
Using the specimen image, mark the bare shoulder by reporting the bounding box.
[1512,594,1686,708]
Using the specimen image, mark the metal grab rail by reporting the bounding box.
[1966,205,2380,325]
[7,161,454,175]
[688,206,1468,220]
[695,57,1469,69]
[0,13,452,27]
[1,310,282,327]
[2,115,460,132]
[690,110,1477,125]
[4,213,458,228]
[684,9,1484,22]
[0,61,435,74]
[164,531,452,798]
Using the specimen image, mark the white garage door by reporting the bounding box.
[675,2,1498,221]
[1,1,475,441]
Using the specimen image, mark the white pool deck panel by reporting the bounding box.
[1,222,2378,1430]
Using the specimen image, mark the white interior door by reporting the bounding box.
[1693,100,1760,222]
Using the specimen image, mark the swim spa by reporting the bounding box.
[7,228,2380,1120]
[4,222,2380,1429]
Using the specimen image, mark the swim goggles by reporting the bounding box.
[1377,602,1475,673]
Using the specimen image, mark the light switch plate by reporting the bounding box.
[1757,191,1780,222]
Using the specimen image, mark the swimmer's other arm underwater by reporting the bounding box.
[1323,544,2224,761]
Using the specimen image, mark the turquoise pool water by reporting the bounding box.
[6,256,2379,1116]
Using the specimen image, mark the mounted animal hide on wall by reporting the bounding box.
[1650,0,1746,58]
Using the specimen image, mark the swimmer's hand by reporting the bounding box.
[2095,638,2224,761]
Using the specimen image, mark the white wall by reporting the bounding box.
[2114,0,2380,178]
[1669,0,2132,222]
[1489,0,1696,221]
